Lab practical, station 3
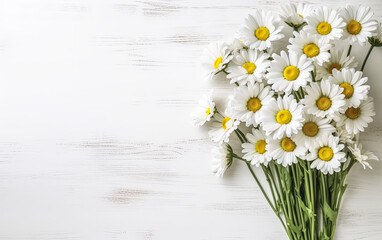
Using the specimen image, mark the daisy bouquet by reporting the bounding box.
[192,4,381,240]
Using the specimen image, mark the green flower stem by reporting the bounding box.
[235,128,247,142]
[234,129,245,143]
[361,45,374,71]
[347,44,352,57]
[245,161,292,239]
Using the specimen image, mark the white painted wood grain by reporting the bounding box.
[0,0,382,239]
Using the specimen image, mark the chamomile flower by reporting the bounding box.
[303,80,346,120]
[295,114,336,151]
[227,49,270,85]
[348,142,379,169]
[229,83,274,127]
[268,135,307,167]
[201,41,233,80]
[306,135,346,174]
[288,30,332,65]
[211,144,233,177]
[208,111,240,144]
[336,125,355,144]
[369,21,382,47]
[341,5,378,46]
[328,68,369,108]
[316,48,358,80]
[260,95,304,139]
[304,6,345,42]
[280,3,314,26]
[338,97,375,135]
[242,128,272,167]
[191,91,215,126]
[267,50,314,94]
[237,9,284,51]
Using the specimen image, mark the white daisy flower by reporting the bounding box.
[348,142,379,169]
[201,41,233,80]
[304,6,345,42]
[227,49,270,85]
[328,68,369,108]
[229,38,247,53]
[303,80,346,120]
[260,95,304,139]
[316,48,358,80]
[288,30,332,66]
[295,114,336,151]
[237,9,284,51]
[338,97,375,135]
[267,50,314,94]
[208,111,240,144]
[191,91,215,126]
[306,135,347,174]
[369,21,382,47]
[280,3,314,26]
[336,125,355,144]
[341,5,378,46]
[229,83,274,127]
[242,128,272,167]
[211,144,233,177]
[268,135,307,167]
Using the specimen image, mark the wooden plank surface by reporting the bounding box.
[0,0,381,239]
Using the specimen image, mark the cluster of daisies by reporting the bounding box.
[193,4,380,176]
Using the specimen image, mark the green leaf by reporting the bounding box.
[286,220,302,236]
[323,201,338,223]
[296,195,314,219]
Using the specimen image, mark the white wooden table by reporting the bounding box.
[0,0,381,239]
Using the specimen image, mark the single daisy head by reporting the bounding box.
[268,135,307,167]
[211,144,234,177]
[280,3,314,27]
[260,95,304,139]
[288,30,332,66]
[201,41,233,80]
[304,6,346,42]
[267,50,314,94]
[227,49,270,85]
[208,111,240,144]
[237,9,284,51]
[341,5,378,46]
[229,83,274,127]
[242,128,272,167]
[328,68,370,108]
[295,114,336,151]
[348,142,379,170]
[303,80,346,120]
[338,97,375,135]
[306,135,347,175]
[316,48,358,80]
[191,90,216,126]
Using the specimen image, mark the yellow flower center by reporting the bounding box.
[328,63,342,74]
[247,97,262,113]
[283,66,300,81]
[242,62,257,74]
[214,57,223,69]
[222,117,231,130]
[255,27,270,40]
[303,43,320,58]
[347,20,362,35]
[276,110,292,125]
[302,122,319,137]
[345,107,361,119]
[339,82,354,99]
[317,22,332,35]
[205,107,211,116]
[255,140,267,154]
[316,96,332,111]
[281,138,296,152]
[318,146,334,161]
[298,14,303,18]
